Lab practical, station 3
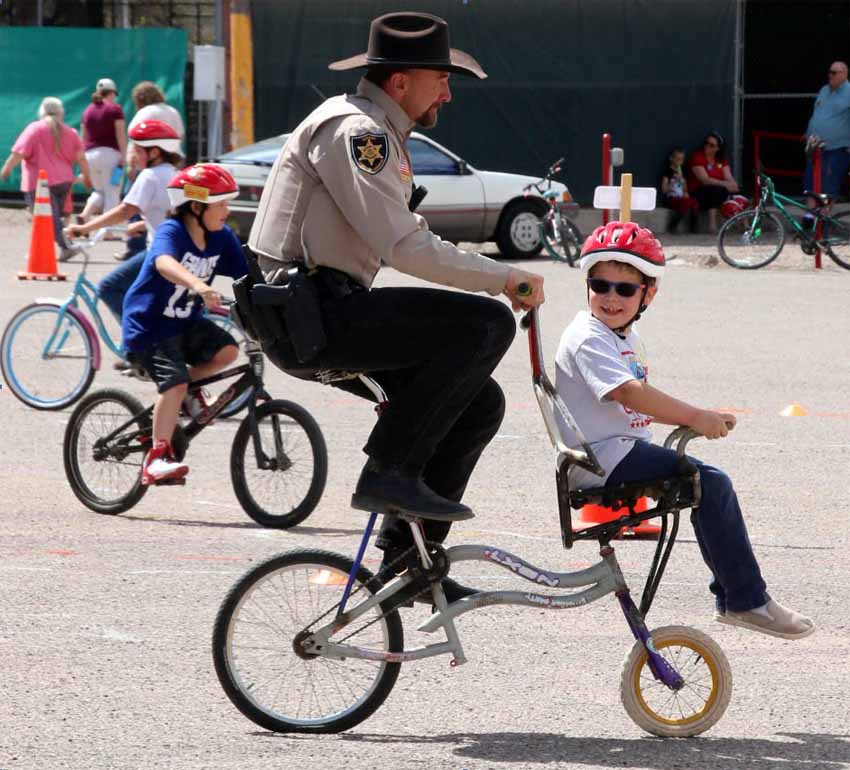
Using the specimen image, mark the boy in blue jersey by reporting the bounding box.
[122,164,248,485]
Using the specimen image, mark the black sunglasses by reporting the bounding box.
[587,278,646,298]
[705,140,719,148]
[829,69,841,75]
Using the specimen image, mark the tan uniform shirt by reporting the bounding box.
[248,78,510,295]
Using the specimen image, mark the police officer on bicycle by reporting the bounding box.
[249,11,545,600]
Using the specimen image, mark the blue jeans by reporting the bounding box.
[98,251,146,324]
[803,147,850,197]
[607,440,768,613]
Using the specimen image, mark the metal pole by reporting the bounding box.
[813,148,822,269]
[732,0,745,189]
[601,133,611,225]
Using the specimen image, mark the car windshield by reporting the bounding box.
[217,135,289,165]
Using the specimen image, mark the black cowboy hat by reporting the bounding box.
[328,11,486,79]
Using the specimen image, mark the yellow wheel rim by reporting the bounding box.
[632,635,720,726]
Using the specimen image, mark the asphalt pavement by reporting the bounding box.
[1,207,849,770]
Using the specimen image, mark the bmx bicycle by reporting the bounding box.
[1,228,254,416]
[62,304,328,528]
[717,170,850,269]
[523,157,583,264]
[211,302,732,736]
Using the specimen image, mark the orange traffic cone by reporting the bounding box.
[18,169,65,281]
[577,496,661,539]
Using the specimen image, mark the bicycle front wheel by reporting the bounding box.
[1,303,95,410]
[540,213,582,265]
[230,399,328,528]
[620,625,732,737]
[207,309,256,418]
[822,210,850,270]
[717,210,785,269]
[63,388,150,514]
[213,549,404,733]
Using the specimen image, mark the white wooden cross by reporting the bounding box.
[592,172,656,221]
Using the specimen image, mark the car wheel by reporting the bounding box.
[496,200,546,259]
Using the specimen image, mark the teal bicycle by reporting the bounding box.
[1,228,255,413]
[717,171,850,269]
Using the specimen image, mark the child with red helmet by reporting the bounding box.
[67,119,183,326]
[120,163,248,484]
[555,220,814,640]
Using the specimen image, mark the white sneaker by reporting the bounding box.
[715,599,815,640]
[181,389,213,421]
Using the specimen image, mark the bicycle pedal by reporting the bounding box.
[153,477,187,487]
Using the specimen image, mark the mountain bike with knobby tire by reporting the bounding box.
[62,313,327,528]
[717,170,850,269]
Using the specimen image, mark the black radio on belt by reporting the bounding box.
[409,184,428,212]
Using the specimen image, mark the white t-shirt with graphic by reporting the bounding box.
[123,162,176,246]
[554,310,653,490]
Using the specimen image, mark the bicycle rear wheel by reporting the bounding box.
[620,625,732,737]
[1,303,95,410]
[717,210,785,269]
[230,399,328,528]
[207,309,256,418]
[540,213,582,265]
[63,388,150,514]
[213,548,403,733]
[822,210,850,269]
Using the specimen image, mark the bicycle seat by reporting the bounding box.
[803,191,832,207]
[569,474,695,512]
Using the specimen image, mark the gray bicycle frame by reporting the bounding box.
[301,308,690,690]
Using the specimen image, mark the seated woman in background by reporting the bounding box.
[688,132,740,233]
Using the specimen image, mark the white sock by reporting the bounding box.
[749,602,773,618]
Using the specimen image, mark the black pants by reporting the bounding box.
[265,285,516,547]
[692,185,728,211]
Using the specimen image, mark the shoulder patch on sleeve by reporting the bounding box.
[350,131,389,175]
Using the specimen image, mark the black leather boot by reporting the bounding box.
[352,460,474,520]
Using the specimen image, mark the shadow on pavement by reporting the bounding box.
[336,731,850,768]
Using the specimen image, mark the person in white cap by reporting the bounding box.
[78,77,126,223]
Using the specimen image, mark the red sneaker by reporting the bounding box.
[142,439,189,486]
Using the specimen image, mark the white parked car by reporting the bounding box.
[213,132,569,259]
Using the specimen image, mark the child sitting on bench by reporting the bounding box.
[554,220,814,640]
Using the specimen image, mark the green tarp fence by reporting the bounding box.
[0,27,186,195]
[252,0,736,203]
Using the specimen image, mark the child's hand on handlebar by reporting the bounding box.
[504,270,545,311]
[193,282,222,310]
[691,410,736,440]
[65,224,86,240]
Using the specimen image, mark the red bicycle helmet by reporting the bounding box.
[128,119,182,155]
[167,163,239,207]
[579,221,666,281]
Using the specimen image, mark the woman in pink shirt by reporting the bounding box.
[79,77,127,223]
[0,96,92,261]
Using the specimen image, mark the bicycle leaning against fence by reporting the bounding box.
[62,299,328,528]
[1,228,255,415]
[211,302,733,738]
[717,170,850,269]
[523,157,583,265]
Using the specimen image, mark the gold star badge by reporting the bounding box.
[350,132,389,175]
